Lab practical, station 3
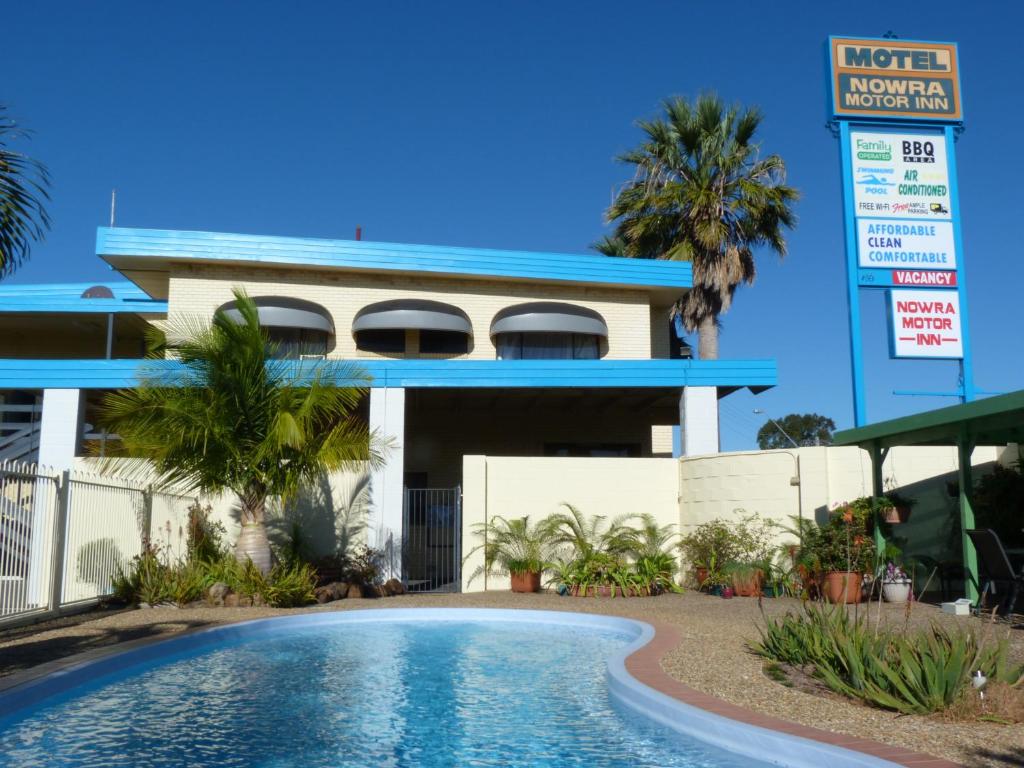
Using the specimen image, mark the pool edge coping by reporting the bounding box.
[0,607,963,768]
[626,619,963,768]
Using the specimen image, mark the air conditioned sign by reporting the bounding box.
[830,38,961,121]
[851,131,952,220]
[889,289,963,359]
[855,219,956,269]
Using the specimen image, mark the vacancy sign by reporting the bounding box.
[889,289,963,359]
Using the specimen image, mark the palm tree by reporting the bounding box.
[100,289,384,572]
[600,94,798,359]
[543,503,634,561]
[0,106,51,279]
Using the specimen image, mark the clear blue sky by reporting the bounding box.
[4,2,1020,450]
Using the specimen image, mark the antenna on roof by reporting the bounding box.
[110,189,117,227]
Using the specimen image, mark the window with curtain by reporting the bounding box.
[265,327,329,359]
[495,332,600,360]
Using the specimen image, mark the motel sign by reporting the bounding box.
[829,35,973,426]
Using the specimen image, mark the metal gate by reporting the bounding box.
[402,486,461,593]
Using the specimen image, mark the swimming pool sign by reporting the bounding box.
[889,289,963,359]
[829,37,962,121]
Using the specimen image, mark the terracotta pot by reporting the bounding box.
[731,569,763,597]
[597,584,613,598]
[510,571,541,593]
[824,571,862,604]
[881,506,901,524]
[895,505,912,524]
[695,567,709,587]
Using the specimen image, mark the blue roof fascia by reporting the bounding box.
[97,227,693,291]
[0,358,775,391]
[0,282,168,314]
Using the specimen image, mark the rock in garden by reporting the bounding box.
[208,582,229,607]
[384,578,404,596]
[223,593,239,608]
[347,584,363,599]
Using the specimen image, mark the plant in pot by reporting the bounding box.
[883,492,915,524]
[816,505,876,604]
[679,520,739,591]
[726,561,763,597]
[463,515,551,592]
[880,562,912,603]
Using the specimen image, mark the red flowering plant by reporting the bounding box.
[812,502,876,574]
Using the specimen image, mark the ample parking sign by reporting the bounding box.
[889,289,963,359]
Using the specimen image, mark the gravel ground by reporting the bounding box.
[1,592,1021,767]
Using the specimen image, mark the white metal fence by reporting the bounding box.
[0,459,195,628]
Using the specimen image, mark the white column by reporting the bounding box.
[27,389,84,607]
[369,387,405,576]
[37,388,85,471]
[679,386,720,456]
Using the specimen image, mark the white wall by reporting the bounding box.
[460,455,680,592]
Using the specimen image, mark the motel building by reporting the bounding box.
[0,227,775,589]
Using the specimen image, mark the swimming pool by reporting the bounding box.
[0,609,898,767]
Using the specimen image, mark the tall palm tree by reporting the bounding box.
[600,94,798,359]
[100,289,384,572]
[0,106,51,279]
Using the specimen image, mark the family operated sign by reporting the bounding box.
[829,36,972,425]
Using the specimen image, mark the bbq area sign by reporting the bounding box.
[889,289,963,359]
[829,38,962,121]
[830,35,972,425]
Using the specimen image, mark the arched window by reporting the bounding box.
[490,302,608,360]
[217,296,334,359]
[353,299,472,355]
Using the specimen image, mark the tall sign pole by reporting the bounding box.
[828,36,971,426]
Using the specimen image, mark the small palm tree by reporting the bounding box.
[100,289,384,572]
[463,515,552,587]
[543,503,634,562]
[0,106,51,279]
[600,94,798,359]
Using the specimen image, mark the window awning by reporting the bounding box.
[490,302,608,338]
[352,299,472,335]
[217,297,334,334]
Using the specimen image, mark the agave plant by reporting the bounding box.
[753,604,1024,715]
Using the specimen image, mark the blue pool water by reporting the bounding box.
[0,614,779,767]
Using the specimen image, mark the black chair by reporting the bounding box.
[966,528,1023,617]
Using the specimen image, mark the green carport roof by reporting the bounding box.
[833,389,1024,449]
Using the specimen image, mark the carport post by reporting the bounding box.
[869,442,885,559]
[957,433,979,604]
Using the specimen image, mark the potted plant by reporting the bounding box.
[816,504,876,604]
[726,562,763,597]
[463,515,551,592]
[880,562,912,603]
[679,520,739,591]
[883,492,915,524]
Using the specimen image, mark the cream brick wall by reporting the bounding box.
[166,264,654,359]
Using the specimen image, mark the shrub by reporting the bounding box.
[264,562,317,607]
[112,545,173,605]
[753,605,1024,715]
[186,502,227,563]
